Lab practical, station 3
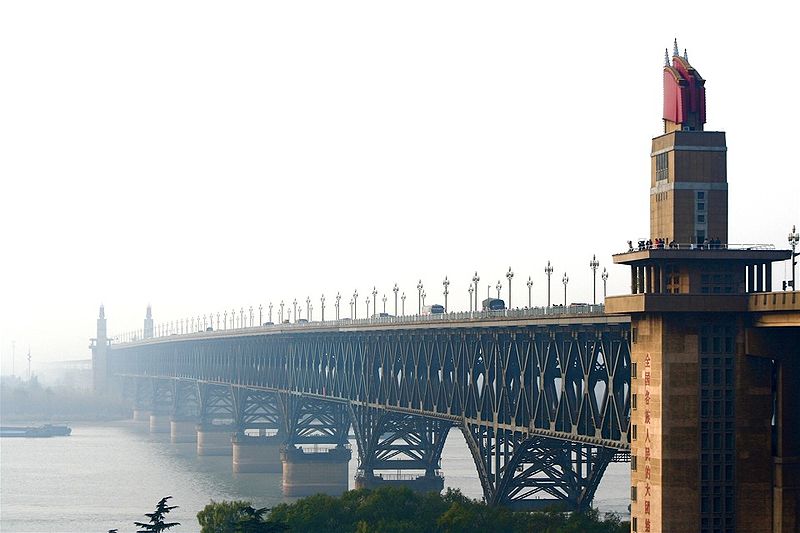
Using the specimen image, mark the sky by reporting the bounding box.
[1,1,798,371]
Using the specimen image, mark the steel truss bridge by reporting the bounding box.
[109,310,631,511]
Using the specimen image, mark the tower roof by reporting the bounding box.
[663,40,706,131]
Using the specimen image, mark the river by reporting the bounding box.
[0,422,629,532]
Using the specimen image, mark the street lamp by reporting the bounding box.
[562,272,569,307]
[336,292,341,320]
[790,225,799,291]
[442,276,450,312]
[601,268,609,302]
[280,301,285,323]
[382,294,387,313]
[306,297,311,320]
[216,312,220,330]
[249,306,254,327]
[506,267,514,309]
[353,290,358,318]
[349,298,354,318]
[401,292,406,316]
[526,276,533,308]
[223,311,227,330]
[472,272,480,313]
[240,308,244,327]
[365,297,370,319]
[269,302,273,323]
[421,290,426,307]
[468,284,474,313]
[309,304,313,321]
[590,254,600,305]
[393,283,399,316]
[372,286,378,317]
[545,261,554,307]
[417,280,423,314]
[321,294,326,322]
[231,308,235,328]
[293,299,297,323]
[495,280,502,299]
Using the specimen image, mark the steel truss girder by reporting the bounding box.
[350,406,451,475]
[461,426,616,511]
[233,389,282,434]
[199,383,236,425]
[283,396,350,446]
[151,378,174,415]
[173,379,200,418]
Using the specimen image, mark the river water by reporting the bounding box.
[0,422,629,532]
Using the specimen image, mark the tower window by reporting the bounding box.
[656,153,669,181]
[697,191,705,200]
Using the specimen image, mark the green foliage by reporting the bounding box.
[134,496,180,533]
[198,499,287,533]
[264,486,628,533]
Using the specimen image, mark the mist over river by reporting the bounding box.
[0,422,629,532]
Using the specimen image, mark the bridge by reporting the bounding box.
[101,305,631,511]
[91,46,800,532]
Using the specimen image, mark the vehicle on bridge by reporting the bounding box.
[421,304,445,315]
[482,298,506,311]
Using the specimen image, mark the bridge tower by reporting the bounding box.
[90,304,109,393]
[608,42,794,533]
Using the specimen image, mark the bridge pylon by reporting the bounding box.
[170,379,200,443]
[351,407,450,493]
[196,383,236,456]
[280,396,352,497]
[232,389,284,473]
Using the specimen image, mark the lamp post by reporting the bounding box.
[590,254,600,305]
[545,261,554,307]
[306,297,311,320]
[349,298,354,318]
[335,292,341,320]
[297,306,302,322]
[216,312,220,330]
[526,276,533,308]
[239,308,244,327]
[231,308,235,328]
[442,276,450,312]
[790,225,799,291]
[365,297,370,319]
[562,272,569,307]
[249,306,254,327]
[401,292,406,316]
[309,304,313,321]
[223,311,227,330]
[269,302,273,323]
[421,290,426,307]
[468,284,474,313]
[495,280,502,299]
[203,315,207,330]
[371,286,377,317]
[280,301,285,323]
[382,294,387,313]
[601,268,609,302]
[417,280,423,314]
[393,283,399,316]
[506,267,514,309]
[292,300,297,323]
[472,272,480,313]
[321,294,326,322]
[353,290,358,318]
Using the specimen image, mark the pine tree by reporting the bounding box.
[134,496,181,532]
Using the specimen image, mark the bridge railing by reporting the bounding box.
[622,240,778,252]
[111,304,607,344]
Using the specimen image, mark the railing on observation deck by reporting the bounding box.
[622,240,778,252]
[111,303,608,344]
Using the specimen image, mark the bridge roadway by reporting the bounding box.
[108,305,632,511]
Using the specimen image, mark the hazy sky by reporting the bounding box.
[1,1,798,370]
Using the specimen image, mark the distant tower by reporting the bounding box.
[652,41,727,245]
[90,304,109,393]
[144,304,154,339]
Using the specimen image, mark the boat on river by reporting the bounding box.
[0,424,72,438]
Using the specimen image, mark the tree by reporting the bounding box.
[198,500,286,533]
[134,496,181,533]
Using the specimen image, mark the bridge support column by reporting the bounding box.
[149,413,171,433]
[170,418,199,443]
[280,396,352,496]
[281,445,351,497]
[149,379,174,434]
[352,408,448,494]
[197,424,235,456]
[132,408,151,423]
[232,433,284,473]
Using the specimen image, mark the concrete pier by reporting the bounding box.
[232,433,284,473]
[170,418,198,443]
[132,409,151,423]
[281,446,351,497]
[196,424,234,456]
[149,413,171,434]
[355,472,444,493]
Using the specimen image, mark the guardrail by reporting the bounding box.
[622,240,777,252]
[111,304,608,344]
